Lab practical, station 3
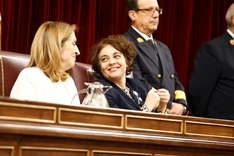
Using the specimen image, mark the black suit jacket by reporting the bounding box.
[124,27,186,108]
[97,77,151,111]
[188,31,234,120]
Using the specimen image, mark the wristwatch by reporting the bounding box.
[183,106,188,115]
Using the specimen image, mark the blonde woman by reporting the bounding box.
[10,21,80,105]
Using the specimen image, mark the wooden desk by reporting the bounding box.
[0,97,234,156]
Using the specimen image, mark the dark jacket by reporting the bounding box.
[188,31,234,120]
[97,77,151,111]
[124,27,187,108]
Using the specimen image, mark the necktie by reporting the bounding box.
[148,39,158,54]
[147,39,161,70]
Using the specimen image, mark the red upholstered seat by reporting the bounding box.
[0,51,91,102]
[0,51,30,97]
[68,61,92,101]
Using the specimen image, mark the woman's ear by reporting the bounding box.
[128,10,137,21]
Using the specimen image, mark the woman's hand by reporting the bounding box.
[156,88,170,113]
[144,88,160,111]
[157,88,170,104]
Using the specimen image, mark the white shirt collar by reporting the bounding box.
[131,26,153,41]
[227,29,234,38]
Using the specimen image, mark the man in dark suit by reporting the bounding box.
[188,3,234,120]
[124,0,187,115]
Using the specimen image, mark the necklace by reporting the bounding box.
[122,86,133,99]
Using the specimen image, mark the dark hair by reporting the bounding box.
[90,35,137,79]
[126,0,138,14]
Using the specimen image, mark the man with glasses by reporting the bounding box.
[124,0,188,115]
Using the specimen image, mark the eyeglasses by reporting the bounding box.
[136,7,163,15]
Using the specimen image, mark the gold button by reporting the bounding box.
[171,74,174,78]
[157,74,161,78]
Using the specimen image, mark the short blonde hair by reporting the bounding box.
[28,21,77,82]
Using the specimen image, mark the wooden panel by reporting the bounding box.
[154,154,180,156]
[92,150,152,156]
[0,13,1,51]
[20,146,89,156]
[125,115,183,134]
[0,97,234,156]
[185,121,234,139]
[0,102,56,123]
[0,146,14,156]
[93,151,185,156]
[58,108,123,128]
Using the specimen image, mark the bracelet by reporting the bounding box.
[140,104,150,112]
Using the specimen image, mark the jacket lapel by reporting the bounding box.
[154,40,165,86]
[138,42,161,69]
[127,27,161,69]
[110,82,140,109]
[223,31,234,52]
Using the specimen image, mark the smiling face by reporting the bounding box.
[129,0,160,36]
[60,32,79,71]
[99,45,127,84]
